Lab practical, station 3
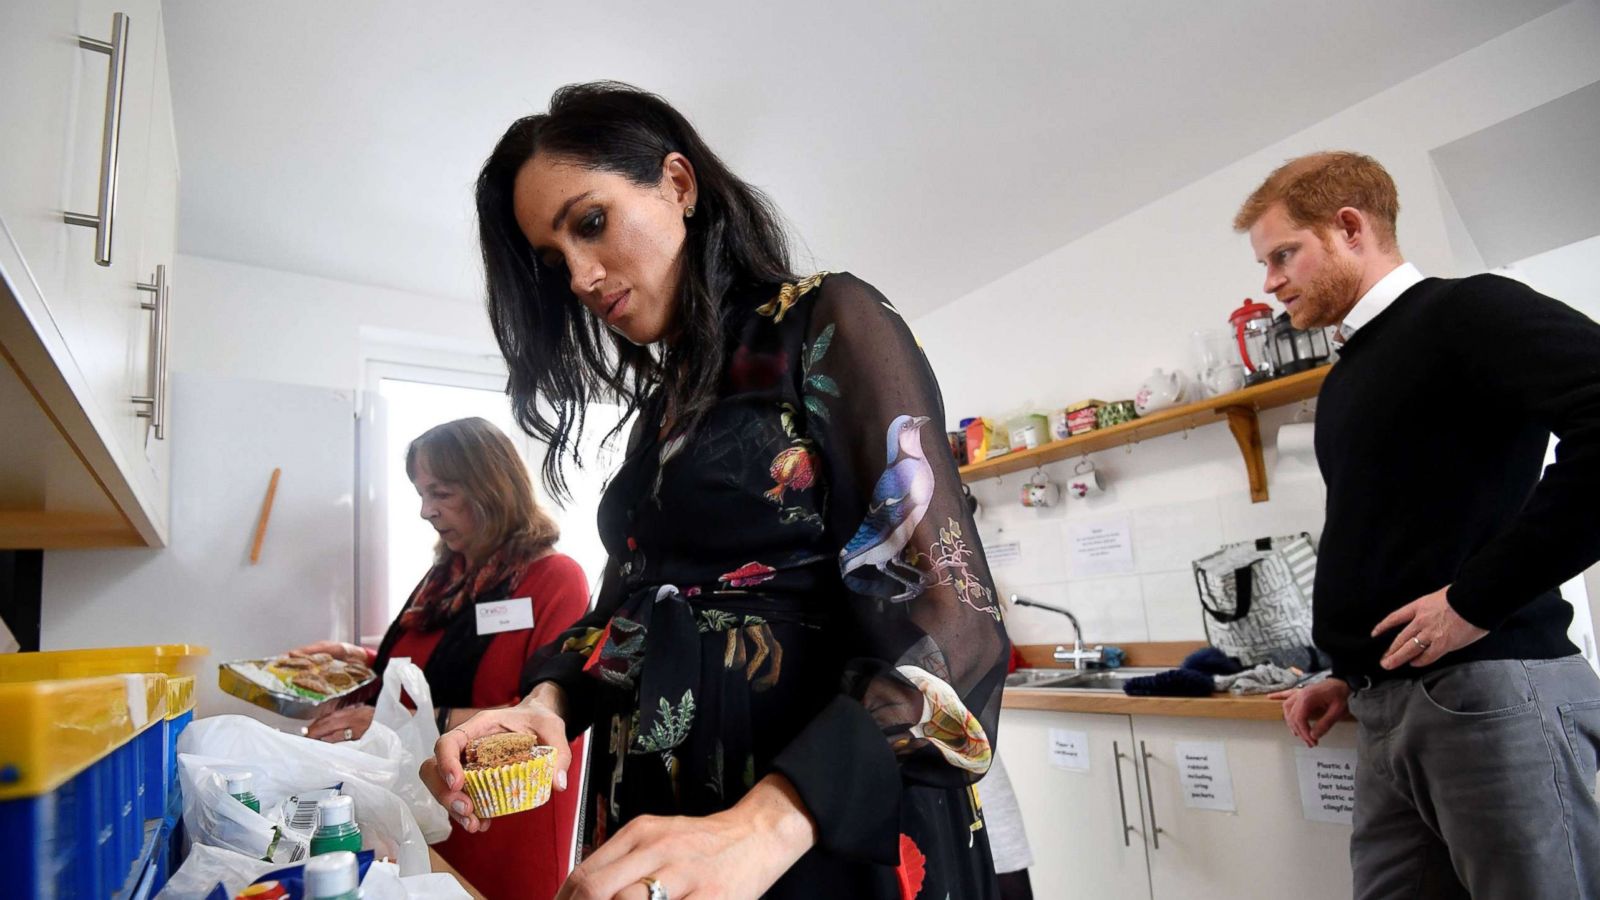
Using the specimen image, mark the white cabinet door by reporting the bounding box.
[999,709,1153,900]
[60,0,162,488]
[124,1,176,508]
[0,0,81,309]
[0,0,174,547]
[1132,716,1355,900]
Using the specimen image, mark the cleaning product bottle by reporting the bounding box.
[227,772,260,813]
[303,850,362,900]
[309,795,362,855]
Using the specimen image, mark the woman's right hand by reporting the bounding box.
[286,640,369,666]
[420,682,572,833]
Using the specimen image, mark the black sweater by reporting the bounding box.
[1313,273,1600,680]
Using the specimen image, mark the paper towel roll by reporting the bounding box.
[1277,422,1317,458]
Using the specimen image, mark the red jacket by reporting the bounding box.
[387,552,590,900]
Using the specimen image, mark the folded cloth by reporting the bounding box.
[1182,646,1245,675]
[1265,645,1333,673]
[1100,646,1127,669]
[1123,667,1215,697]
[1214,663,1317,695]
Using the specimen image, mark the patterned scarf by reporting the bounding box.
[398,546,530,632]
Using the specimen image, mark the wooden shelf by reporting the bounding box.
[958,364,1331,503]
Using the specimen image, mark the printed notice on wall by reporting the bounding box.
[1048,728,1090,772]
[1295,746,1358,825]
[1065,519,1134,577]
[986,540,1022,567]
[1175,741,1236,812]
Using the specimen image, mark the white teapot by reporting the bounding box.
[1134,368,1192,416]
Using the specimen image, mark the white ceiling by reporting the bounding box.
[164,0,1564,318]
[1432,80,1600,269]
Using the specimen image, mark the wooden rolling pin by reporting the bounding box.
[249,468,282,564]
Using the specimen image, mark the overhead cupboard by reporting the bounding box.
[0,0,179,548]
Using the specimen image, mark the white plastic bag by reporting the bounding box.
[177,715,433,874]
[361,861,473,900]
[175,757,310,863]
[154,843,277,899]
[365,658,452,842]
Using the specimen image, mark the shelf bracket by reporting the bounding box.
[1222,406,1269,503]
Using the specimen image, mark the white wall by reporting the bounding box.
[912,1,1600,649]
[171,253,500,391]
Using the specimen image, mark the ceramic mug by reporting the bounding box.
[1020,473,1058,508]
[1066,460,1104,499]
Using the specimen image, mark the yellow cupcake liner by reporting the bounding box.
[462,746,555,818]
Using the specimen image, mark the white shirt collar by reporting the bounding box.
[1336,262,1424,343]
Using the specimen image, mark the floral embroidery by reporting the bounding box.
[895,665,992,773]
[719,561,777,588]
[896,833,927,900]
[728,345,790,392]
[755,271,828,323]
[801,322,841,424]
[765,445,817,503]
[924,518,1001,620]
[583,617,646,689]
[560,626,606,656]
[633,689,696,754]
[722,621,783,692]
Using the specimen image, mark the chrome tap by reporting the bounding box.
[1011,595,1103,670]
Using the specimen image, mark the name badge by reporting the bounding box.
[476,597,534,636]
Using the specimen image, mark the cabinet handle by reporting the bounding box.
[63,13,130,267]
[133,264,168,438]
[1112,741,1134,847]
[1140,740,1164,849]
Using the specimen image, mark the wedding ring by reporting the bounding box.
[343,727,354,741]
[1411,637,1430,651]
[639,876,669,900]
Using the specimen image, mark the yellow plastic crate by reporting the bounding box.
[165,674,196,720]
[0,673,169,800]
[0,644,208,682]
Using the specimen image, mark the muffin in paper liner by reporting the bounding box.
[462,746,555,817]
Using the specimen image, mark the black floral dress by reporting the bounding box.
[526,273,1009,898]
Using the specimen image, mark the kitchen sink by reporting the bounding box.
[1004,667,1170,692]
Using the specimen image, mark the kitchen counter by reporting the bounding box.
[1002,642,1304,721]
[1001,685,1291,721]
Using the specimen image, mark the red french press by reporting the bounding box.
[1229,298,1278,385]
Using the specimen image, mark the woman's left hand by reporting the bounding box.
[306,704,375,743]
[556,776,817,900]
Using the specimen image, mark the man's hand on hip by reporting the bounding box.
[1373,585,1488,670]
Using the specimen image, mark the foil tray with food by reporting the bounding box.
[218,653,376,719]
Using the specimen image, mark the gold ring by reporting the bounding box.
[639,876,669,900]
[1411,637,1430,650]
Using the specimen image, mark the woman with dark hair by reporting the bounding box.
[292,417,590,899]
[423,83,1008,900]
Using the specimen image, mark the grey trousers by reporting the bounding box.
[1348,655,1600,899]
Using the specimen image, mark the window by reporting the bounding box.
[357,361,621,642]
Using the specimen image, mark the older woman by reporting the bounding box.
[294,416,589,899]
[424,83,1009,900]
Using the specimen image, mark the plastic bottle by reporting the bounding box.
[227,772,260,813]
[303,851,362,900]
[309,795,363,856]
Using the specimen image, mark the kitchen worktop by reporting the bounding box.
[1003,642,1297,721]
[1001,684,1292,721]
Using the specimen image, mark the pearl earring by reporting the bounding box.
[685,205,696,219]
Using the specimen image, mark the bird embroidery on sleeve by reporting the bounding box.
[840,414,937,602]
